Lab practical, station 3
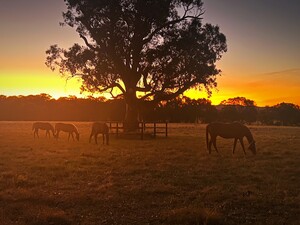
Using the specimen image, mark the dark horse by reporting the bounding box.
[32,122,55,138]
[89,122,109,145]
[55,123,80,141]
[206,122,256,155]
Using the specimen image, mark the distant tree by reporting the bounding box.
[257,106,276,125]
[219,105,240,122]
[46,0,227,130]
[273,103,300,125]
[162,97,184,122]
[220,97,258,123]
[181,97,214,122]
[220,96,256,106]
[145,96,216,123]
[241,106,258,123]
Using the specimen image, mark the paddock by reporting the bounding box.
[0,121,299,225]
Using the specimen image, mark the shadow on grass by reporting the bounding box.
[161,207,223,225]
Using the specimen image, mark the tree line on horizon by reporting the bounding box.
[0,94,299,126]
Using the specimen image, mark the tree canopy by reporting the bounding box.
[220,97,256,106]
[46,0,227,127]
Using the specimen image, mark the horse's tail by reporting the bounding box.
[206,124,209,150]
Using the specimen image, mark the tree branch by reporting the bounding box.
[79,34,98,51]
[142,8,204,45]
[152,80,198,104]
[115,82,126,94]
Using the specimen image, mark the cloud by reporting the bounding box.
[260,68,300,76]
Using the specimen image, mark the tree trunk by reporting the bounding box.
[124,90,139,132]
[124,103,139,132]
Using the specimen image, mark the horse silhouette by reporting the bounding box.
[89,122,109,145]
[206,122,256,155]
[55,123,79,141]
[32,122,55,138]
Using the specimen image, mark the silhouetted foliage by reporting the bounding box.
[139,96,217,123]
[272,103,300,126]
[220,96,256,106]
[0,95,299,126]
[219,105,241,122]
[45,0,227,129]
[0,94,124,121]
[257,106,275,125]
[219,97,258,123]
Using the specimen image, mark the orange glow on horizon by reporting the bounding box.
[185,69,300,106]
[1,69,299,106]
[0,72,83,99]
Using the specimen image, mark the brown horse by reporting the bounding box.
[206,122,256,155]
[32,122,55,138]
[89,122,109,145]
[55,123,79,141]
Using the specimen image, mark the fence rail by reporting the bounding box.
[107,121,168,140]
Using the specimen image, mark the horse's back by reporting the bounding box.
[55,123,77,132]
[92,122,108,134]
[207,122,248,138]
[33,122,53,130]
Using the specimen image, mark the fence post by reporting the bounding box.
[116,122,119,138]
[165,122,168,137]
[140,122,144,140]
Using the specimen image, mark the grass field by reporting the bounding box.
[0,122,299,225]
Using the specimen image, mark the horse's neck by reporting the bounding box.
[73,127,79,134]
[245,130,254,144]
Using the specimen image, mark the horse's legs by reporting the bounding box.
[208,139,213,154]
[106,133,109,145]
[46,130,50,138]
[212,136,219,153]
[67,132,74,141]
[35,129,39,138]
[102,133,105,144]
[233,138,238,154]
[95,134,98,144]
[89,132,93,143]
[239,138,246,155]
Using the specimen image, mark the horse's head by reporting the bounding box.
[248,141,256,155]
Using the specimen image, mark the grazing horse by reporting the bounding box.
[32,122,55,138]
[206,122,256,155]
[89,122,109,145]
[55,123,79,141]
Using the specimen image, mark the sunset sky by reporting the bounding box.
[0,0,299,106]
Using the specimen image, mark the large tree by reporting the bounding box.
[46,0,227,130]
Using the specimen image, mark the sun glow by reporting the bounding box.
[0,72,83,99]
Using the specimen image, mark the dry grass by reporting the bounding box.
[0,122,299,225]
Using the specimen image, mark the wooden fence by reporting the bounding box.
[107,121,168,140]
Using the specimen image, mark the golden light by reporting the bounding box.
[0,72,83,99]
